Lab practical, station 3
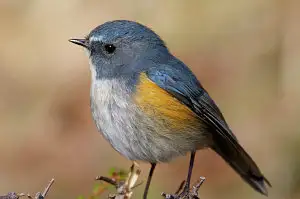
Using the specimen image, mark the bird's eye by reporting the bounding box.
[104,44,116,54]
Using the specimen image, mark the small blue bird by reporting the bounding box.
[69,20,271,198]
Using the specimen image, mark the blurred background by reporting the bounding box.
[0,0,299,198]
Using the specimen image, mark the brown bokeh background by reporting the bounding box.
[0,0,299,198]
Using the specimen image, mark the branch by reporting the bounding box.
[96,163,142,199]
[0,165,205,199]
[96,164,206,199]
[0,179,54,199]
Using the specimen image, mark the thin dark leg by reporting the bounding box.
[183,151,196,192]
[143,163,156,199]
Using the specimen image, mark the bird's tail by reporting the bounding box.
[212,135,271,196]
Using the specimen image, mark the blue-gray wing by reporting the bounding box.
[145,64,238,143]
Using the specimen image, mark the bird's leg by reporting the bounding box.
[180,151,196,196]
[143,163,156,199]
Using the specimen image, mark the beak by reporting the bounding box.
[68,38,89,49]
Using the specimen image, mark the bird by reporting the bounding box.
[69,20,271,199]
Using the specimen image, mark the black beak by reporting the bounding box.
[68,38,89,49]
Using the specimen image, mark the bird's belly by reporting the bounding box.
[90,79,208,162]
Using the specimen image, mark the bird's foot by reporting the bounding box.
[161,177,206,199]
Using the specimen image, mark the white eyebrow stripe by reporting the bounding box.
[89,35,104,42]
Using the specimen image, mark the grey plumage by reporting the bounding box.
[90,75,207,162]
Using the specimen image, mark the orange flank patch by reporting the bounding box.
[135,73,200,131]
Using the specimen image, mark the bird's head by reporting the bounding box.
[69,20,168,79]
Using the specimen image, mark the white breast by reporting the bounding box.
[89,61,140,159]
[88,64,198,162]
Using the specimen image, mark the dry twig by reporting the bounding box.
[96,163,142,199]
[0,179,54,199]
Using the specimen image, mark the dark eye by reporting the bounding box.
[104,44,116,54]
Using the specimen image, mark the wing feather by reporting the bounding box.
[145,65,238,143]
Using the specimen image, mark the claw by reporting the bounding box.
[162,177,205,199]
